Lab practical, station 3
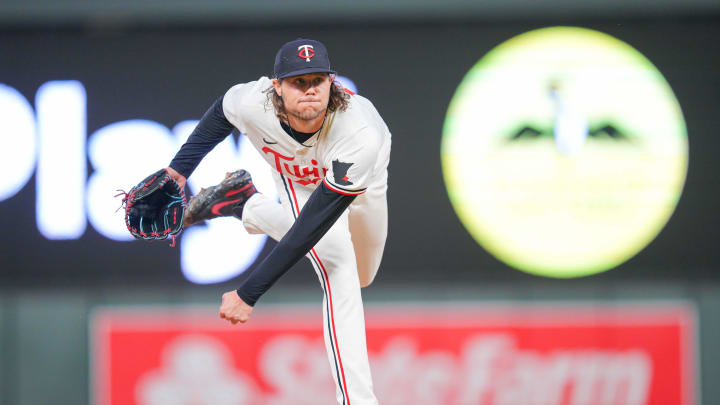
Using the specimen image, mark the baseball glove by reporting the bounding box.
[118,168,186,245]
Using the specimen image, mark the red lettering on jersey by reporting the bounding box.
[297,178,322,186]
[262,146,295,172]
[302,166,320,179]
[263,146,326,186]
[284,163,300,178]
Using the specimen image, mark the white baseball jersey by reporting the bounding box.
[222,76,391,197]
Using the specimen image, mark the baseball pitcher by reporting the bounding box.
[163,38,390,405]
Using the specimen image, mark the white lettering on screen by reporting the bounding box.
[0,84,36,202]
[36,81,87,239]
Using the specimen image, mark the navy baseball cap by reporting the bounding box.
[274,38,335,79]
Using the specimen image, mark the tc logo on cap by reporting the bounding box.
[297,45,315,62]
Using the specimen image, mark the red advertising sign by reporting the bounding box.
[91,303,697,405]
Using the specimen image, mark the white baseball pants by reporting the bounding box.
[241,170,388,405]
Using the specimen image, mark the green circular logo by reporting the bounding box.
[442,27,688,278]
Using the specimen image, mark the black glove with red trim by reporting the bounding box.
[119,168,186,245]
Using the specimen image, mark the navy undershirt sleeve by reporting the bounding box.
[236,182,356,306]
[169,96,234,178]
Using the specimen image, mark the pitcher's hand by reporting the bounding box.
[219,291,253,325]
[166,167,187,189]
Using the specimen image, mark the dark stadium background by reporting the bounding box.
[1,20,719,286]
[1,3,719,404]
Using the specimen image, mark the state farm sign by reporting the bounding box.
[91,303,697,405]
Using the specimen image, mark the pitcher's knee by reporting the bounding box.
[359,274,377,288]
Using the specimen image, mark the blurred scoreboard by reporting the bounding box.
[1,20,719,286]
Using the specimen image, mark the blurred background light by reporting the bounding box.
[442,27,688,278]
